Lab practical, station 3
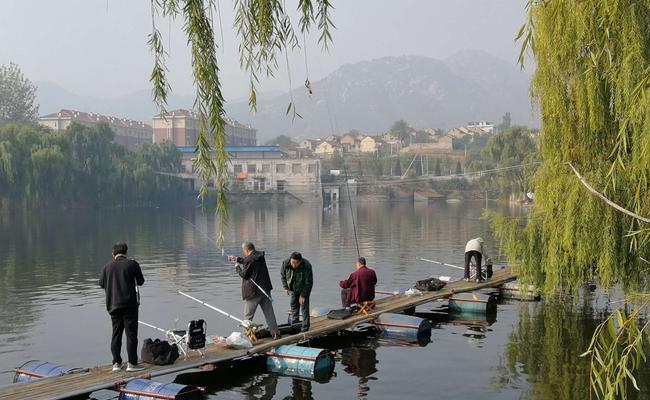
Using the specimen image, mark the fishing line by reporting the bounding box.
[318,62,361,258]
[179,216,274,302]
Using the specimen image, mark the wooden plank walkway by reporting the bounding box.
[0,268,516,400]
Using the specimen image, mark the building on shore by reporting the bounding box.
[465,121,496,135]
[152,109,256,147]
[177,145,322,203]
[38,109,152,151]
[400,135,453,154]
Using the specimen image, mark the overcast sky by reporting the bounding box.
[0,0,529,100]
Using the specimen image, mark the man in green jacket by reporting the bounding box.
[281,252,313,332]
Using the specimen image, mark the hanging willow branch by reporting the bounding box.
[568,162,650,224]
[148,0,334,247]
[581,296,650,400]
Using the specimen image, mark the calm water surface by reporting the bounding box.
[0,201,648,399]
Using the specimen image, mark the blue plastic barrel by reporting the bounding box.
[501,281,541,301]
[373,313,432,340]
[13,360,79,383]
[118,378,203,400]
[447,292,498,314]
[266,345,334,380]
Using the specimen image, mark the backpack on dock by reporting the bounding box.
[414,278,446,292]
[141,338,180,365]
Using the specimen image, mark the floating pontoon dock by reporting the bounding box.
[0,268,517,400]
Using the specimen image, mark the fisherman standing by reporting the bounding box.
[228,242,281,339]
[99,242,146,372]
[280,252,313,332]
[464,237,488,282]
[339,257,377,307]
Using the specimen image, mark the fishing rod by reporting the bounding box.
[235,262,274,303]
[177,290,250,326]
[178,216,274,303]
[138,320,175,335]
[418,257,464,271]
[178,216,222,253]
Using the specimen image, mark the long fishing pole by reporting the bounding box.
[138,320,171,335]
[418,257,464,270]
[235,262,274,303]
[178,216,222,249]
[343,162,361,258]
[177,290,246,325]
[179,216,273,303]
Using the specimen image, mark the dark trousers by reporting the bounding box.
[289,291,310,331]
[110,307,139,365]
[464,251,482,280]
[341,288,351,308]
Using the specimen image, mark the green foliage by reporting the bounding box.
[496,0,650,292]
[480,125,539,195]
[264,134,295,146]
[503,2,650,396]
[454,160,462,175]
[581,297,649,400]
[497,112,511,132]
[0,123,186,207]
[150,1,334,246]
[394,158,402,176]
[389,120,411,144]
[0,63,38,124]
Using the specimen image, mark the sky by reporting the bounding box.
[0,0,529,100]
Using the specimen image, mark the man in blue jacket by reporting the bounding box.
[99,242,145,372]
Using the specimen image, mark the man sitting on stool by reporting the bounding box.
[464,237,488,282]
[339,257,377,307]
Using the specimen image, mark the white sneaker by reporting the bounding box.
[126,363,145,372]
[111,363,123,372]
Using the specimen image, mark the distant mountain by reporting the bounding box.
[36,81,195,123]
[226,50,536,141]
[36,50,536,139]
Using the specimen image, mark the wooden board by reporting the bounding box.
[0,268,516,400]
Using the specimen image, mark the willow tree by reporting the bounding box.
[148,0,332,244]
[487,1,650,398]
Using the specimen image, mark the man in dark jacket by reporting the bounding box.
[339,257,377,307]
[280,252,313,332]
[99,242,145,372]
[228,242,280,339]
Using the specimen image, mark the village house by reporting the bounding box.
[314,140,341,157]
[340,134,361,153]
[298,138,321,151]
[359,136,386,154]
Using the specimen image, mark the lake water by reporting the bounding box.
[0,201,648,399]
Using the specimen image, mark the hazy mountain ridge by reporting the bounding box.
[227,51,535,140]
[36,50,535,139]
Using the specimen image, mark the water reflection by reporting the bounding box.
[283,378,314,400]
[495,292,650,399]
[340,343,378,398]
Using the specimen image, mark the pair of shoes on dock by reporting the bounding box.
[112,363,145,372]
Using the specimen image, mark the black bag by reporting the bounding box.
[141,338,180,365]
[414,277,446,292]
[327,308,353,320]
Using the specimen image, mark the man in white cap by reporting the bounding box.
[464,237,488,282]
